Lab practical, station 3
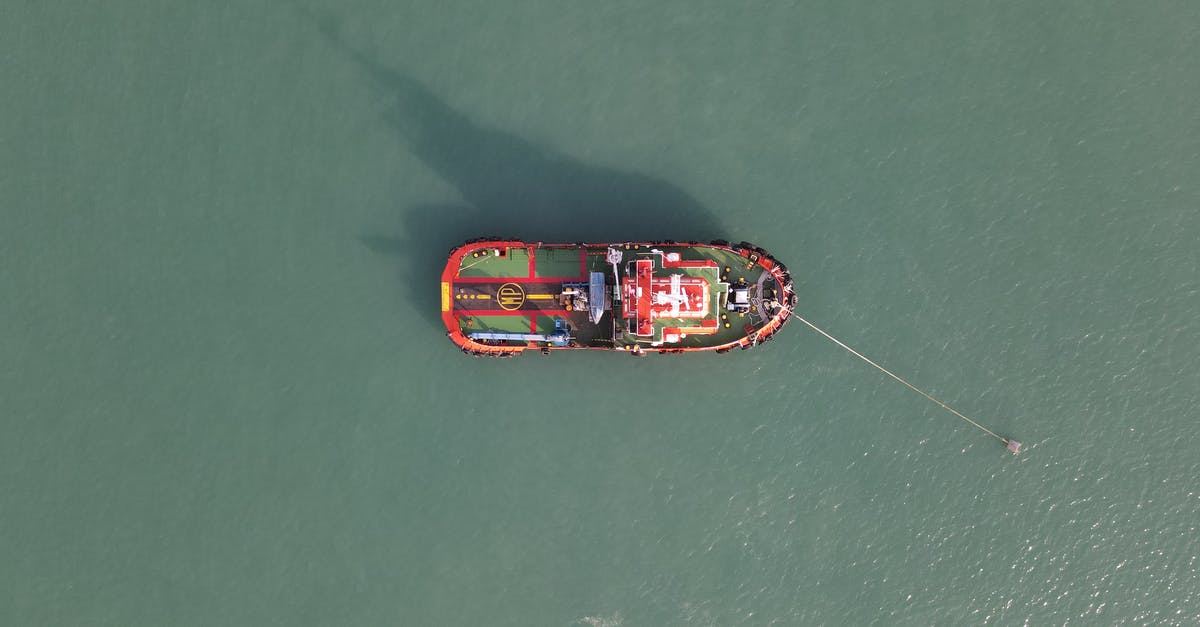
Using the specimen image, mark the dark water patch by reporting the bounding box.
[308,13,724,327]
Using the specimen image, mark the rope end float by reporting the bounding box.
[1005,439,1022,455]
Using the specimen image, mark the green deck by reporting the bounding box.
[533,246,585,278]
[451,243,780,350]
[458,246,529,278]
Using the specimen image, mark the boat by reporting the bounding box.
[441,239,795,356]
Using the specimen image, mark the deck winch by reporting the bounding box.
[728,279,752,313]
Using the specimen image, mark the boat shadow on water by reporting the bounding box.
[314,19,725,328]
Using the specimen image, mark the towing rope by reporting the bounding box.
[793,314,1018,451]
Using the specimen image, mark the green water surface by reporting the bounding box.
[2,1,1198,625]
